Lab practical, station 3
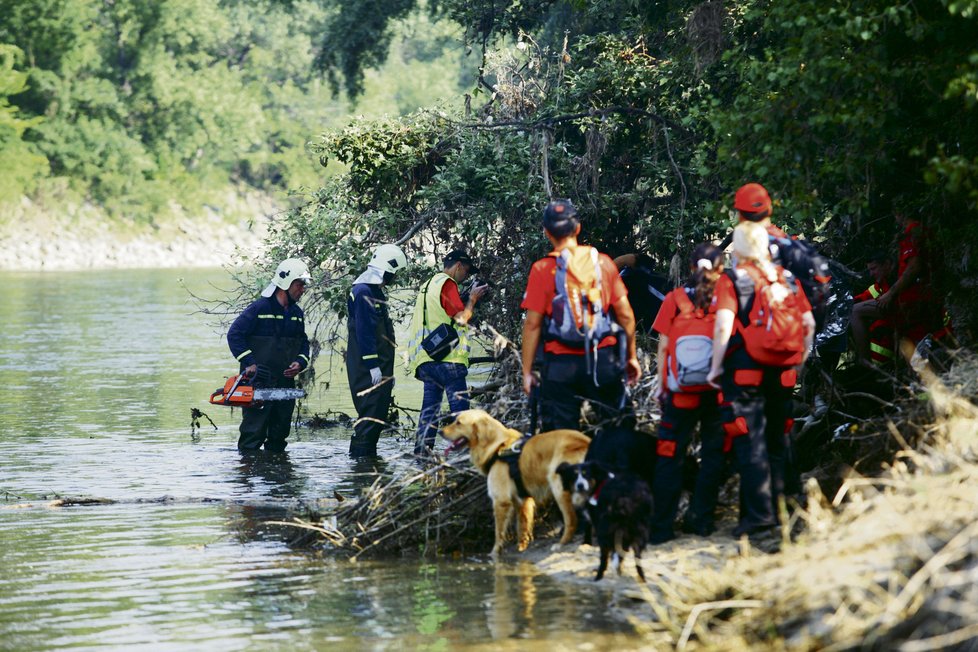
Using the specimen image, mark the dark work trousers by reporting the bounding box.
[237,334,302,452]
[652,391,724,540]
[347,364,395,458]
[719,346,799,533]
[540,347,632,432]
[414,362,470,456]
[239,400,295,452]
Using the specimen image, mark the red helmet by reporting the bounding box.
[733,183,772,219]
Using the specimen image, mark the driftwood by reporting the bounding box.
[275,457,496,559]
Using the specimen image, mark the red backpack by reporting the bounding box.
[730,264,807,367]
[665,289,716,393]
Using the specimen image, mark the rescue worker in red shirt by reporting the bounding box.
[707,221,815,537]
[520,200,641,431]
[850,251,896,366]
[732,182,789,240]
[733,183,840,344]
[650,243,726,542]
[851,212,941,364]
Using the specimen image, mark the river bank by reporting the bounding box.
[1,192,274,271]
[298,351,978,650]
[514,357,978,650]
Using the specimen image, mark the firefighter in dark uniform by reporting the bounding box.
[346,244,408,458]
[227,258,312,452]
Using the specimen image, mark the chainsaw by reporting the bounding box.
[209,373,306,407]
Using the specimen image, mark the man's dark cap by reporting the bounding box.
[542,199,579,235]
[444,249,479,274]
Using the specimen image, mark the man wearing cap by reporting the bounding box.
[520,200,641,432]
[407,249,488,456]
[346,244,408,458]
[227,258,312,452]
[733,182,789,239]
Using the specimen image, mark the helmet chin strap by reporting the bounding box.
[275,285,297,307]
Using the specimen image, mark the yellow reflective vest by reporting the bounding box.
[407,272,471,375]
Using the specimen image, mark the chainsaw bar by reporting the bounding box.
[209,373,306,407]
[252,388,306,401]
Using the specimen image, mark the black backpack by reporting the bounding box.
[770,236,831,328]
[769,235,852,347]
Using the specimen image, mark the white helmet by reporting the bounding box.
[369,244,408,275]
[261,257,312,297]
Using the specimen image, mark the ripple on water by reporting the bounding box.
[0,269,642,650]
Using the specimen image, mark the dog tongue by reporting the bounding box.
[444,437,468,455]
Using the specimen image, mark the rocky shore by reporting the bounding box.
[1,193,274,272]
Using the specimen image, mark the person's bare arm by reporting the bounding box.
[707,309,735,388]
[656,334,669,398]
[451,284,488,325]
[521,310,544,395]
[876,256,921,310]
[801,311,815,363]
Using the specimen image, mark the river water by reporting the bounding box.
[0,269,642,650]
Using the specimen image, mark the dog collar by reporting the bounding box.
[588,479,609,506]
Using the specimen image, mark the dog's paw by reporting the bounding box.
[549,542,564,553]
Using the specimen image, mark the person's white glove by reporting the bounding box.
[369,367,383,386]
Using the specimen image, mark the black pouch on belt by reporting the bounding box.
[421,323,459,361]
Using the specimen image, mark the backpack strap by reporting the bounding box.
[673,287,695,313]
[588,246,603,303]
[728,266,759,326]
[420,276,435,331]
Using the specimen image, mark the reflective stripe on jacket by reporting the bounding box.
[227,295,310,373]
[406,272,470,374]
[346,283,395,372]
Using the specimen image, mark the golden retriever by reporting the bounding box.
[441,409,590,558]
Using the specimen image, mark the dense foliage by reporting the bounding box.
[0,0,472,221]
[270,0,978,346]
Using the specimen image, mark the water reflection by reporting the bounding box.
[235,450,305,498]
[0,269,643,650]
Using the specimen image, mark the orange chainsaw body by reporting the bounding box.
[210,374,257,407]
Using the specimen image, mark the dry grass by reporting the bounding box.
[623,351,978,650]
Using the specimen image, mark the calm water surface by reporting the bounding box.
[0,269,642,650]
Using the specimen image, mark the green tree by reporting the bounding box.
[0,44,47,199]
[268,0,978,345]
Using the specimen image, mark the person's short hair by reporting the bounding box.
[542,199,580,238]
[443,249,479,273]
[865,249,892,266]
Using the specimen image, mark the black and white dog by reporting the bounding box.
[557,426,656,546]
[584,425,657,488]
[557,460,653,581]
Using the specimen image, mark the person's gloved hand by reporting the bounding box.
[369,367,383,386]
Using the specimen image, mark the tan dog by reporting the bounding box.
[442,409,590,558]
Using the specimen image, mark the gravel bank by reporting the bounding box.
[1,194,274,271]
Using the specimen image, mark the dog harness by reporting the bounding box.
[481,433,534,499]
